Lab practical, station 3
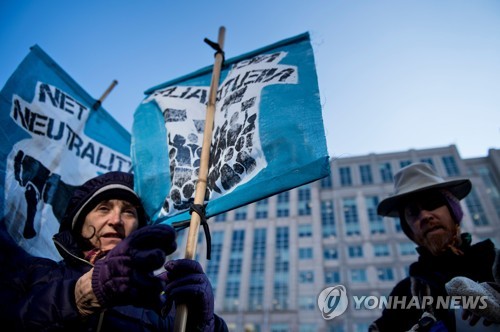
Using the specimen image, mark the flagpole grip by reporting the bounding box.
[174,26,225,332]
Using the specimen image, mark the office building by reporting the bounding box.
[172,145,500,332]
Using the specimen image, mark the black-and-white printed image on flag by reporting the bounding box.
[0,45,132,260]
[132,32,330,225]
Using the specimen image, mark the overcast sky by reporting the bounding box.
[1,0,499,159]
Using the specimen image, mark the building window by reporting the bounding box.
[299,270,314,283]
[274,227,289,310]
[442,156,460,176]
[323,247,338,260]
[400,160,412,168]
[276,192,290,217]
[360,164,373,185]
[320,173,333,189]
[477,166,500,218]
[399,242,416,256]
[270,324,289,332]
[298,184,312,216]
[340,166,352,186]
[348,245,364,258]
[350,268,367,283]
[249,228,266,310]
[366,196,385,234]
[465,189,489,226]
[343,197,361,236]
[206,231,224,293]
[298,224,312,237]
[393,217,403,233]
[373,243,390,257]
[228,258,243,274]
[300,324,317,332]
[403,266,410,277]
[354,323,371,332]
[224,230,245,311]
[299,247,313,260]
[420,158,434,168]
[224,280,240,312]
[255,198,268,219]
[379,162,393,183]
[214,212,226,222]
[325,270,341,284]
[298,297,316,310]
[234,205,247,221]
[245,325,261,332]
[328,325,346,332]
[377,267,395,281]
[231,229,245,253]
[321,200,336,238]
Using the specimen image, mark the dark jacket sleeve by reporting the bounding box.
[6,257,82,331]
[370,277,422,332]
[0,222,81,330]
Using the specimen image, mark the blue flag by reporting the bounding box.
[132,32,330,225]
[0,45,132,260]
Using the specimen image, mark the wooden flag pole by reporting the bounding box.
[174,26,226,332]
[92,79,118,110]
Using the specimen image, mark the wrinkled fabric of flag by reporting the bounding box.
[132,32,330,226]
[0,45,131,260]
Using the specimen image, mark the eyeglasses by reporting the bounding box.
[403,192,447,223]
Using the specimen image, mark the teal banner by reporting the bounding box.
[0,45,131,260]
[132,32,330,226]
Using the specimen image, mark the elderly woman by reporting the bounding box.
[7,171,227,331]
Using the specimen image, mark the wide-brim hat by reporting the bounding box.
[377,162,471,218]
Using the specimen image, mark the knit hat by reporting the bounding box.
[377,163,471,239]
[60,171,148,234]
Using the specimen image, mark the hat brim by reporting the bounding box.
[377,179,472,218]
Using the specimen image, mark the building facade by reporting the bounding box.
[172,145,500,332]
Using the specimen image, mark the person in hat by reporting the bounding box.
[369,162,498,331]
[3,171,228,331]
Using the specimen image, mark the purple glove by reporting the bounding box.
[91,224,177,309]
[159,259,215,331]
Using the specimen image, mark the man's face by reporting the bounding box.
[81,199,139,252]
[403,192,459,255]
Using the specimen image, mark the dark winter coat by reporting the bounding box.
[370,234,496,332]
[0,227,227,332]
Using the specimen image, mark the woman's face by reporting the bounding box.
[81,199,140,252]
